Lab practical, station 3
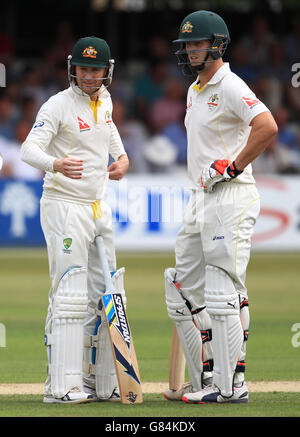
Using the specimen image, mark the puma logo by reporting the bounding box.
[176,310,185,315]
[227,302,235,308]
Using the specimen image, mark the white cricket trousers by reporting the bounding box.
[40,196,116,395]
[175,182,260,311]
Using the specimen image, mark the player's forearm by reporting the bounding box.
[21,141,56,172]
[234,112,278,171]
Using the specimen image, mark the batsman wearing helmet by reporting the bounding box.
[164,11,277,404]
[21,36,129,403]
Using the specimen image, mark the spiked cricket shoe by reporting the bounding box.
[43,387,93,404]
[97,387,121,402]
[83,383,121,402]
[182,382,249,404]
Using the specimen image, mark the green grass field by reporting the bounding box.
[0,248,300,418]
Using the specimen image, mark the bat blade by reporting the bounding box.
[101,293,143,404]
[169,325,186,391]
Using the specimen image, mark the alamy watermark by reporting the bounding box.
[0,323,6,347]
[291,63,300,88]
[291,323,300,348]
[0,63,5,87]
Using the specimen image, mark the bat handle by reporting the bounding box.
[95,235,115,293]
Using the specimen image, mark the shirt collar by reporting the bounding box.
[192,63,231,93]
[71,84,110,100]
[207,62,231,85]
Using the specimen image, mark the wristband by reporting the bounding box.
[227,161,243,179]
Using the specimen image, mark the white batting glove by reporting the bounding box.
[0,154,3,171]
[200,159,243,192]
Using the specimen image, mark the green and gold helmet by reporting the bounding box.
[173,10,230,75]
[67,36,115,94]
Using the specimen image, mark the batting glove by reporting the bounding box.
[200,159,243,192]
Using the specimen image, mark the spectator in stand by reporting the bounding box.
[240,15,275,72]
[47,20,76,65]
[252,136,279,175]
[253,75,282,115]
[286,77,300,122]
[112,99,149,173]
[20,97,38,125]
[0,135,13,178]
[273,106,300,174]
[149,77,186,134]
[0,29,15,68]
[283,15,300,66]
[133,59,169,126]
[230,43,258,87]
[20,66,50,107]
[257,40,291,113]
[0,94,19,140]
[162,120,187,167]
[132,35,176,126]
[0,120,43,180]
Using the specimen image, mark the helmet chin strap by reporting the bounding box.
[194,52,210,72]
[67,56,114,97]
[192,50,216,73]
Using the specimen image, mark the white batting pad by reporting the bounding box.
[45,266,88,399]
[165,268,203,391]
[205,265,243,397]
[95,319,119,399]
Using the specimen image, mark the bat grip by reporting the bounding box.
[95,235,115,293]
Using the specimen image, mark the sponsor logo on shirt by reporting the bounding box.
[33,121,45,128]
[213,235,224,240]
[207,93,219,111]
[242,96,260,109]
[187,96,192,110]
[78,116,91,132]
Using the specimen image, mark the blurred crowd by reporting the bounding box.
[0,15,300,181]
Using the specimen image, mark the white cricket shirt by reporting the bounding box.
[185,62,269,188]
[21,86,126,203]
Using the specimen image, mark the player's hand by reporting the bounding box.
[200,159,243,192]
[108,155,129,180]
[53,157,83,179]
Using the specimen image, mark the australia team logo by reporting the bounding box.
[182,21,193,33]
[82,46,98,58]
[207,93,219,111]
[63,238,72,254]
[105,110,112,124]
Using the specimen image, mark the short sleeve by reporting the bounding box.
[224,74,270,125]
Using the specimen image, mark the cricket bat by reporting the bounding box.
[96,236,143,404]
[169,325,186,391]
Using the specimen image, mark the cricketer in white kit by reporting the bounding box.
[164,11,278,404]
[21,36,129,404]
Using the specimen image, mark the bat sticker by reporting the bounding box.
[102,294,131,350]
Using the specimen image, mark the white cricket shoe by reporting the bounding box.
[43,387,93,404]
[97,387,121,402]
[182,382,249,404]
[163,378,213,401]
[83,383,121,402]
